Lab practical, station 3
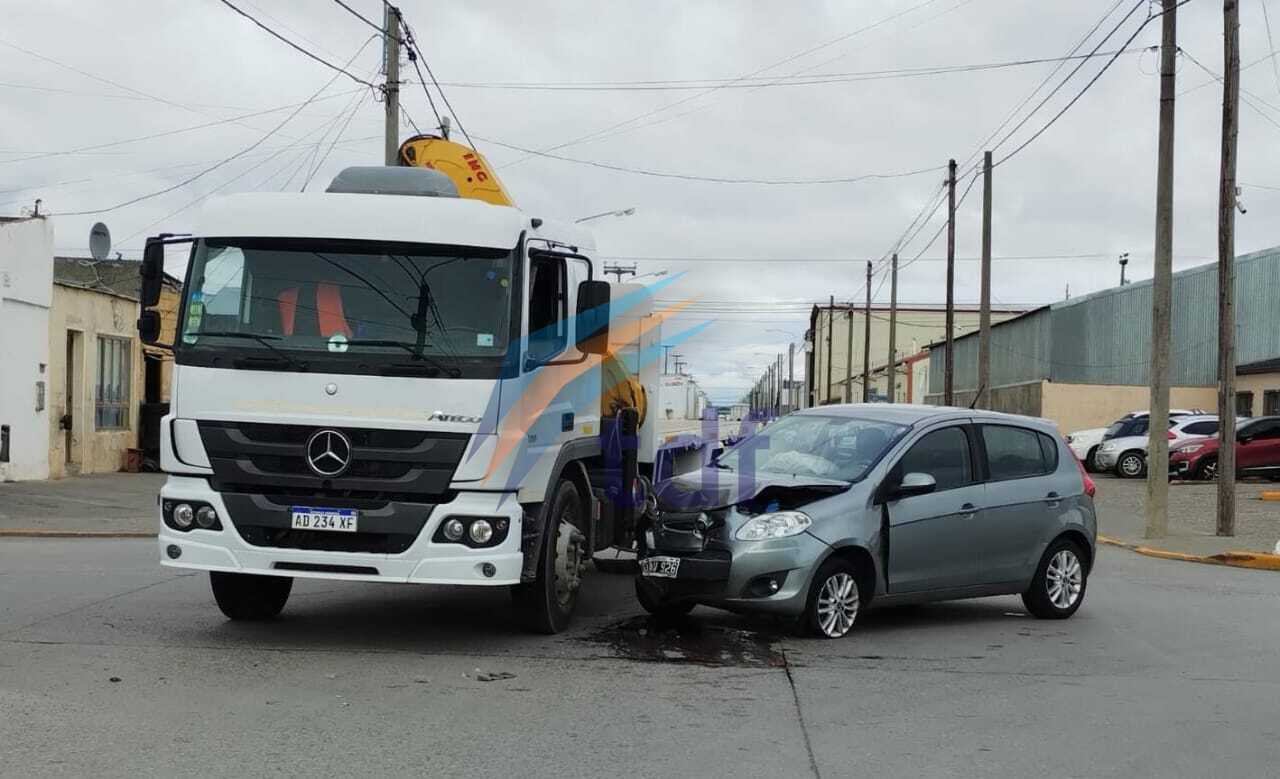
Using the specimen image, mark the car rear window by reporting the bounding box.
[982,425,1057,480]
[1181,420,1218,436]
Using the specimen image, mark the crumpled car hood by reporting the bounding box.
[655,468,850,514]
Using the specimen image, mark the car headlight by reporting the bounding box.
[735,511,812,541]
[1099,443,1116,452]
[1176,444,1204,454]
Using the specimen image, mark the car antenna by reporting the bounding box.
[968,383,986,410]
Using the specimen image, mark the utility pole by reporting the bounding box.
[1217,0,1241,536]
[382,4,401,166]
[1145,0,1177,539]
[787,342,795,413]
[978,151,993,409]
[887,253,899,402]
[603,263,637,282]
[844,304,854,403]
[944,158,957,405]
[825,295,834,405]
[862,261,872,402]
[662,345,673,375]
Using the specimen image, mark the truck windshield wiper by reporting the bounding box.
[194,331,308,371]
[343,339,462,377]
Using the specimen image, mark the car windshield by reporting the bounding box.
[177,237,516,374]
[1104,422,1125,439]
[717,414,909,482]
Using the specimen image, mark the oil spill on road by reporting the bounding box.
[582,615,785,668]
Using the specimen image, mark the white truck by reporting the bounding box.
[137,156,716,633]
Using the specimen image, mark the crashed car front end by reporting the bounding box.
[636,477,849,616]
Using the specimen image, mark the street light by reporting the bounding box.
[574,207,636,224]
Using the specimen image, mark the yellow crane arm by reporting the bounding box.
[397,134,514,206]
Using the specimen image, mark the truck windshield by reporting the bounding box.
[176,237,517,377]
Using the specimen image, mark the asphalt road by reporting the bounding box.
[2,540,1279,778]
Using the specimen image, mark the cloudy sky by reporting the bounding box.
[3,0,1278,401]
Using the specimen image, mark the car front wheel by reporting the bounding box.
[1084,446,1101,473]
[803,557,863,639]
[1196,455,1218,481]
[1022,539,1088,619]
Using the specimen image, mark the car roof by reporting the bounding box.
[794,403,1057,432]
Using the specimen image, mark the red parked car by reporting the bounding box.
[1169,416,1280,480]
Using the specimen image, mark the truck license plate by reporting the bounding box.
[640,556,681,579]
[290,507,358,532]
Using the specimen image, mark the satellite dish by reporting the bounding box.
[89,222,111,261]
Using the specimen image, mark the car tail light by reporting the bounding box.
[1167,431,1177,440]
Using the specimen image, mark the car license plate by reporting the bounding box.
[290,506,358,532]
[639,556,681,579]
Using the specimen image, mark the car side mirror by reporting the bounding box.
[140,238,165,308]
[575,280,610,355]
[891,472,937,499]
[137,309,162,344]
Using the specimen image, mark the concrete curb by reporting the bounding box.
[1097,533,1280,571]
[0,529,157,539]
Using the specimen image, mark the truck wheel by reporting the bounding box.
[209,572,292,621]
[512,480,586,634]
[634,577,695,620]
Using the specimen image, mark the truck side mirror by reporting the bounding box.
[137,309,161,344]
[575,280,610,355]
[140,238,165,308]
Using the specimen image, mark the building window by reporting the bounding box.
[1265,390,1280,416]
[95,336,131,429]
[1235,391,1254,418]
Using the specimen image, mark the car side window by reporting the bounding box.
[896,427,973,492]
[982,425,1049,480]
[1183,421,1218,436]
[1037,432,1060,471]
[1248,420,1280,440]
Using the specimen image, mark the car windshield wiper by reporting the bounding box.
[193,331,308,371]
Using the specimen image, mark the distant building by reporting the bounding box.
[0,216,54,481]
[805,303,1027,406]
[924,246,1280,432]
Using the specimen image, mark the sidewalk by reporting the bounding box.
[1094,475,1280,566]
[0,472,162,536]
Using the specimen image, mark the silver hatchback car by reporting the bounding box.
[635,405,1097,638]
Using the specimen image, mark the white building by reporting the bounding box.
[0,216,53,481]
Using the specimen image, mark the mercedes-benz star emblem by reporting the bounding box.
[305,429,351,478]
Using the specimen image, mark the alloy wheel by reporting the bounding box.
[1119,453,1143,477]
[1045,550,1083,610]
[815,572,859,638]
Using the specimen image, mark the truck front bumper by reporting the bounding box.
[157,475,524,585]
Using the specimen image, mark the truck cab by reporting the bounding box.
[138,166,621,632]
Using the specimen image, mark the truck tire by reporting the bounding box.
[209,572,292,621]
[512,480,586,634]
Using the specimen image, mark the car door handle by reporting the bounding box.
[1045,491,1061,507]
[958,502,978,519]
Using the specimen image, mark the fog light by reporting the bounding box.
[172,503,195,529]
[469,519,493,544]
[165,544,182,559]
[443,519,465,541]
[767,578,780,593]
[195,506,218,529]
[480,562,496,578]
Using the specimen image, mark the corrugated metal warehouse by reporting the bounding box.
[926,246,1280,432]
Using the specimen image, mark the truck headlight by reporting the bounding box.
[735,511,812,541]
[469,519,494,544]
[172,503,195,529]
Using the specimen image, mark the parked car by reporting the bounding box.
[1169,415,1280,480]
[1066,428,1108,472]
[636,405,1097,638]
[1096,415,1226,478]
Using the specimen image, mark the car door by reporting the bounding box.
[1238,419,1280,472]
[885,424,987,593]
[975,424,1061,585]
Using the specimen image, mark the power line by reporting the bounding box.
[398,17,444,130]
[1180,48,1280,135]
[328,0,391,38]
[473,134,944,185]
[303,90,373,190]
[216,0,378,89]
[400,17,475,148]
[1261,0,1280,95]
[431,49,1148,91]
[52,39,375,218]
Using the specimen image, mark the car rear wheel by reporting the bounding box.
[802,557,863,639]
[1196,455,1218,481]
[210,572,292,621]
[1115,451,1146,479]
[1022,539,1088,620]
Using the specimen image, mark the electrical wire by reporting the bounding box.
[399,17,475,148]
[1261,0,1280,95]
[1181,48,1280,135]
[398,17,444,131]
[52,39,375,217]
[216,0,378,89]
[303,90,373,190]
[328,0,392,38]
[471,134,944,185]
